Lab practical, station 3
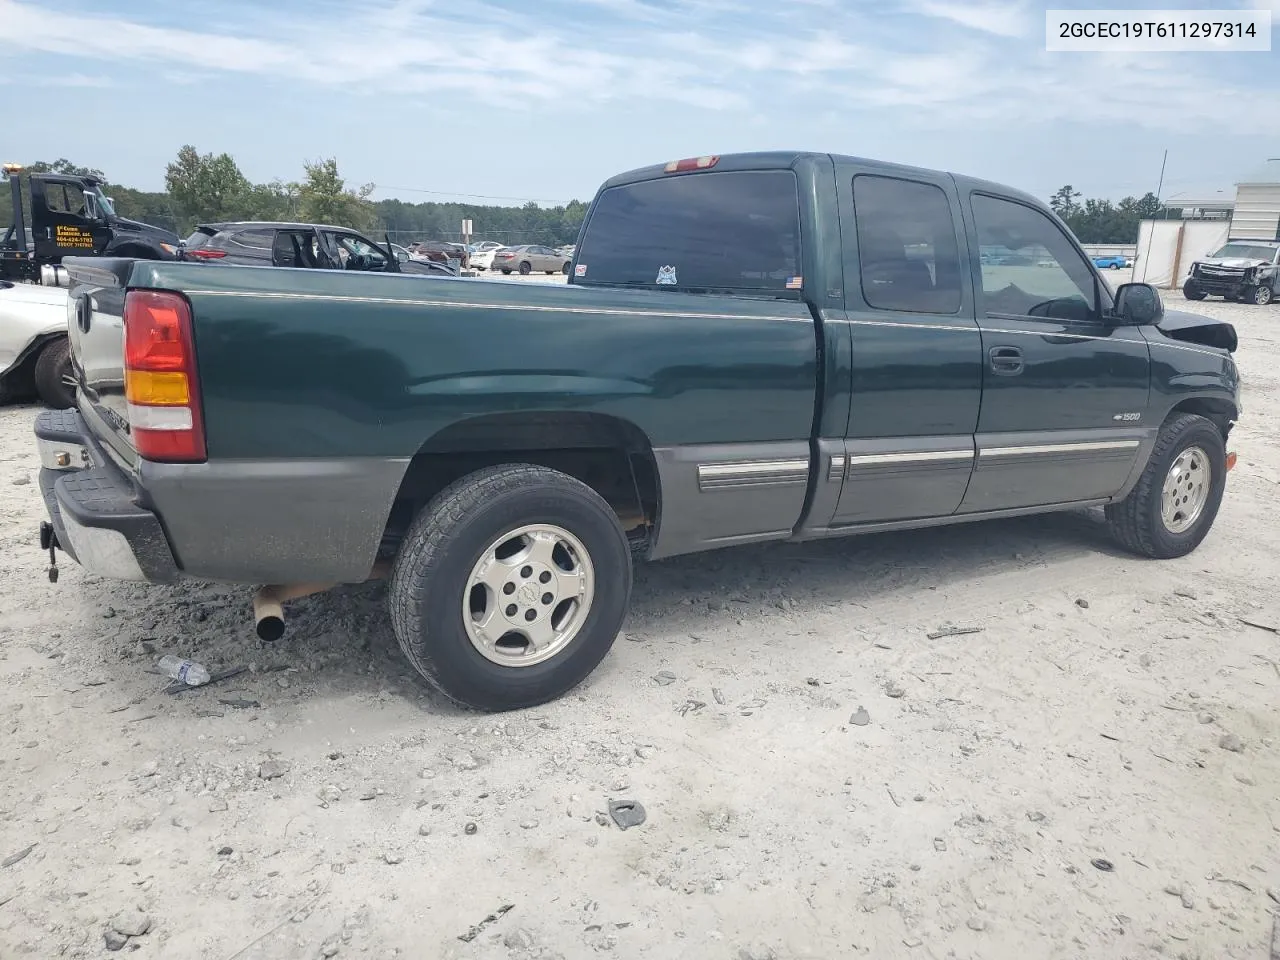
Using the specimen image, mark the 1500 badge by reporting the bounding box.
[1112,412,1142,422]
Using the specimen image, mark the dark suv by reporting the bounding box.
[1183,239,1280,306]
[182,222,457,276]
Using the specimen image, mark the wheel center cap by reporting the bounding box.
[517,583,540,606]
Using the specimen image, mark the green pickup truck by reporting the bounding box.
[35,152,1241,711]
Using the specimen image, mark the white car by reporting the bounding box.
[469,243,506,271]
[0,281,74,408]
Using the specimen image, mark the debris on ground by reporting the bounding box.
[608,800,646,830]
[850,707,871,726]
[926,624,984,640]
[457,903,514,942]
[1,844,35,869]
[258,759,292,779]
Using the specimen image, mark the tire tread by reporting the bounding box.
[1105,413,1222,559]
[388,463,629,709]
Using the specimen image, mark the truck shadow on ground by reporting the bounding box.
[51,506,1124,713]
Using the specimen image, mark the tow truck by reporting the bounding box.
[1,163,181,407]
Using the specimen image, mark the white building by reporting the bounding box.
[1229,159,1280,241]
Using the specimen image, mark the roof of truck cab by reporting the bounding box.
[599,151,1047,211]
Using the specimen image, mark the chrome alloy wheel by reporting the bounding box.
[1161,445,1210,534]
[462,524,595,666]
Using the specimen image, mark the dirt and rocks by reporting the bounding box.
[0,294,1277,959]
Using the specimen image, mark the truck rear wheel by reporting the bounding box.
[389,464,632,711]
[1104,413,1226,559]
[34,338,74,409]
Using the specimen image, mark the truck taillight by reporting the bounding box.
[185,249,226,259]
[123,289,206,463]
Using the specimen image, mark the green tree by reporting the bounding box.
[1049,185,1081,219]
[164,145,251,230]
[299,158,375,231]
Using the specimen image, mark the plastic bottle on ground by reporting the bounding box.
[157,655,211,686]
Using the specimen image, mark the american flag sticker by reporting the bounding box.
[785,276,803,289]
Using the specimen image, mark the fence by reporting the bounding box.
[1132,219,1230,289]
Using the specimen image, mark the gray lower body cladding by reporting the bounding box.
[35,408,407,584]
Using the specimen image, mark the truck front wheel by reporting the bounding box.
[34,338,74,409]
[1182,281,1206,301]
[1104,413,1226,559]
[389,464,632,711]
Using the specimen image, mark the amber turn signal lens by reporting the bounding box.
[125,369,190,406]
[1225,452,1237,471]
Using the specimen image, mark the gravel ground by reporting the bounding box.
[0,294,1277,959]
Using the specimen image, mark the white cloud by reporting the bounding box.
[911,0,1031,37]
[0,0,1274,131]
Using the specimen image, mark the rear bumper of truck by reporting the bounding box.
[35,408,180,582]
[34,407,410,585]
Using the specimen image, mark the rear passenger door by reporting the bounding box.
[828,165,982,525]
[958,192,1151,513]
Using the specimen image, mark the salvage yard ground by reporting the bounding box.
[1,294,1278,960]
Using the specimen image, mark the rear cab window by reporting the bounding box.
[574,169,802,296]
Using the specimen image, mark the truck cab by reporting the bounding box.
[1,165,180,284]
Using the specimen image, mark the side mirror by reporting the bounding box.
[1114,282,1164,326]
[84,194,98,220]
[396,250,409,263]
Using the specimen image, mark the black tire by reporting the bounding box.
[501,269,512,275]
[561,261,571,275]
[518,261,532,276]
[1104,413,1226,559]
[1248,284,1274,306]
[1110,263,1120,270]
[1182,281,1206,301]
[34,338,74,409]
[389,464,632,711]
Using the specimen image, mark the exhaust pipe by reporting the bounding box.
[251,563,391,642]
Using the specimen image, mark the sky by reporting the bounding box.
[1,0,1277,207]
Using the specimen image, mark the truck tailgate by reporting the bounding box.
[64,258,138,468]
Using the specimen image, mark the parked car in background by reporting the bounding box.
[1183,239,1280,306]
[469,244,506,272]
[408,240,469,270]
[0,280,74,408]
[182,223,457,276]
[1092,254,1129,270]
[493,244,571,275]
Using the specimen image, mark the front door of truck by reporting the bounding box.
[957,191,1151,513]
[30,177,111,261]
[827,166,983,526]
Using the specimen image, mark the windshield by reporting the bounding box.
[91,187,116,218]
[1210,243,1278,261]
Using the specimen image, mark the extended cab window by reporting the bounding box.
[973,195,1098,323]
[575,170,801,294]
[853,175,962,314]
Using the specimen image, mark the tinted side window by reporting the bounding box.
[853,175,962,314]
[972,195,1098,323]
[576,170,801,293]
[210,228,274,261]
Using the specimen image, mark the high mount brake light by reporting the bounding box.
[123,290,206,463]
[663,155,720,173]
